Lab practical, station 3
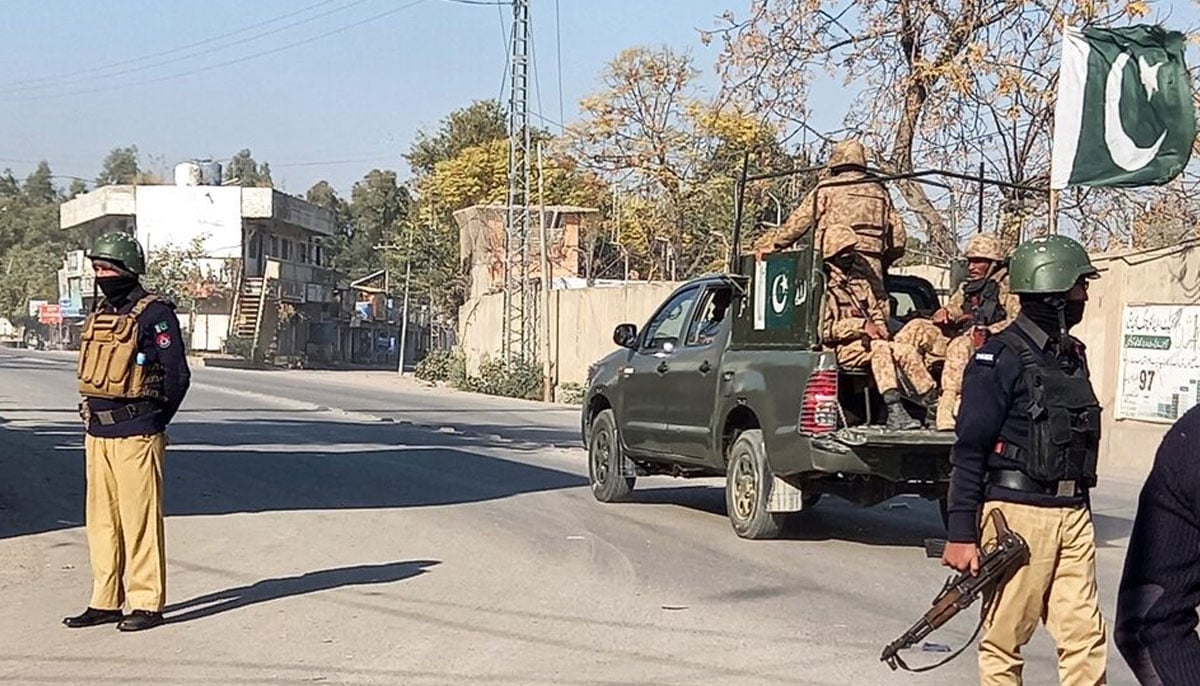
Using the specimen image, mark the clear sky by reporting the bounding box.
[0,0,738,195]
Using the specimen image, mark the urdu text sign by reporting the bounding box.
[1116,304,1200,423]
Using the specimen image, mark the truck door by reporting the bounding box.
[660,283,733,461]
[616,286,701,455]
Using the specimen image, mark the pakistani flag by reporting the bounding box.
[1050,25,1195,189]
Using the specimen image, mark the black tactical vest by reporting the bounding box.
[993,329,1102,487]
[962,278,1006,326]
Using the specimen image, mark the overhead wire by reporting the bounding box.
[1,0,431,102]
[0,0,340,90]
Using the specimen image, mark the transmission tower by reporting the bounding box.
[502,0,534,361]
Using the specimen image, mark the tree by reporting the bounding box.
[406,99,508,175]
[711,0,1158,254]
[67,179,88,199]
[0,163,77,324]
[305,180,353,270]
[96,146,140,186]
[567,46,797,279]
[142,236,206,312]
[344,170,412,278]
[23,162,56,205]
[226,149,273,187]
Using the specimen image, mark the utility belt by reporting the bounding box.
[86,400,159,427]
[987,469,1085,498]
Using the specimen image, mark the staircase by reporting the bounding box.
[233,277,267,357]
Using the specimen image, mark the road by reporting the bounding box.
[0,349,1143,685]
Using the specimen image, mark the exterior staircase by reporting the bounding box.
[233,276,268,358]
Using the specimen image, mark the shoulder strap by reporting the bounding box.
[129,294,164,318]
[991,329,1039,371]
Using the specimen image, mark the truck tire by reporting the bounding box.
[725,429,786,539]
[588,409,635,502]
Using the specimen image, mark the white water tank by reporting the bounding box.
[197,160,222,185]
[174,161,202,186]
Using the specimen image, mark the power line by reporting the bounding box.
[273,154,399,168]
[1,0,431,102]
[0,0,344,93]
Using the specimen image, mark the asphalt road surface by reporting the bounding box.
[0,349,1144,685]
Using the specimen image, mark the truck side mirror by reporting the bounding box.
[613,323,638,349]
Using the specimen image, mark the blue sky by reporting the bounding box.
[0,0,737,194]
[1,0,1196,197]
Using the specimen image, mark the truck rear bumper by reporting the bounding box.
[805,428,954,483]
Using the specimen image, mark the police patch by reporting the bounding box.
[154,321,169,333]
[974,351,996,366]
[155,332,172,349]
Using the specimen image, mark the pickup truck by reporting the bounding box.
[581,249,956,539]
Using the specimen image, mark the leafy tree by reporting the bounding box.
[226,149,273,187]
[406,99,508,175]
[345,169,411,278]
[96,146,140,186]
[24,162,56,205]
[305,180,353,270]
[143,236,206,312]
[67,179,88,199]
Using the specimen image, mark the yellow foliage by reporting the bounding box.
[1126,0,1151,17]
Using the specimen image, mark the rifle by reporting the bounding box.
[880,509,1029,673]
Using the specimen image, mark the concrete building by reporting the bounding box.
[59,171,353,364]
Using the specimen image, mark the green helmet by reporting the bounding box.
[1008,235,1098,294]
[87,231,146,275]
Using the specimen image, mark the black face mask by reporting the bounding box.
[1064,300,1086,328]
[96,275,139,305]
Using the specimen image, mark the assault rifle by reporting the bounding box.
[880,509,1029,673]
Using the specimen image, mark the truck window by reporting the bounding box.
[640,287,700,352]
[685,286,733,347]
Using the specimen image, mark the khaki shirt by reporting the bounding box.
[822,258,889,345]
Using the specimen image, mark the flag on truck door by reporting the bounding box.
[1050,24,1195,189]
[753,254,796,331]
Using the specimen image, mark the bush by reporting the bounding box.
[556,382,586,405]
[224,334,255,360]
[461,356,543,401]
[414,348,462,383]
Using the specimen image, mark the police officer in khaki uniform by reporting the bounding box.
[63,232,190,632]
[821,225,937,430]
[755,137,907,299]
[942,235,1106,684]
[894,233,1020,430]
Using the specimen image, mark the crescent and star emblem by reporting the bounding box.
[1104,52,1168,172]
[771,273,789,314]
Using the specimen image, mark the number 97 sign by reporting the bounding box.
[1117,304,1200,423]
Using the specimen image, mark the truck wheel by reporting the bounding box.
[725,429,786,539]
[588,409,635,502]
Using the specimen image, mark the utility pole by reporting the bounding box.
[537,141,552,401]
[502,0,533,362]
[397,220,413,374]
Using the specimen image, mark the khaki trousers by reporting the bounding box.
[979,501,1108,686]
[85,433,167,612]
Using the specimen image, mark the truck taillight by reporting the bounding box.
[799,359,839,436]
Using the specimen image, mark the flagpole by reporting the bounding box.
[1048,188,1059,235]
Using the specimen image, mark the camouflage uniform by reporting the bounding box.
[821,226,934,398]
[756,138,907,298]
[894,234,1021,430]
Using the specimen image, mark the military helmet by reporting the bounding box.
[1008,235,1098,294]
[827,138,867,171]
[822,224,859,259]
[87,231,146,275]
[964,233,1005,261]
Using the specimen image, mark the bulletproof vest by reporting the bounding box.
[993,329,1101,487]
[77,295,165,401]
[821,176,890,257]
[962,278,1006,326]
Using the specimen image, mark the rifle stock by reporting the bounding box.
[880,510,1029,672]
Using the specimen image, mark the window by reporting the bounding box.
[314,244,323,267]
[247,234,259,259]
[640,287,699,352]
[269,235,279,258]
[685,286,733,347]
[281,239,292,261]
[889,291,917,319]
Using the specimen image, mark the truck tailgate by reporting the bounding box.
[829,426,958,447]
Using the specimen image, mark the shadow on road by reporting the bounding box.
[165,560,440,624]
[0,414,587,541]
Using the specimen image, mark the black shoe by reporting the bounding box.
[884,400,921,431]
[63,607,123,628]
[117,610,163,632]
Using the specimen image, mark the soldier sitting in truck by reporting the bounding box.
[821,224,939,430]
[894,233,1018,430]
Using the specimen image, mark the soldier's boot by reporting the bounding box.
[917,388,940,429]
[882,390,921,431]
[935,391,959,431]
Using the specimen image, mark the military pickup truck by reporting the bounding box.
[581,249,956,539]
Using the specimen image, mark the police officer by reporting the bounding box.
[754,137,907,298]
[895,233,1020,430]
[63,232,191,632]
[942,235,1106,684]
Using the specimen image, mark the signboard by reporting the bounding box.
[37,303,62,325]
[28,299,47,318]
[1116,304,1200,423]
